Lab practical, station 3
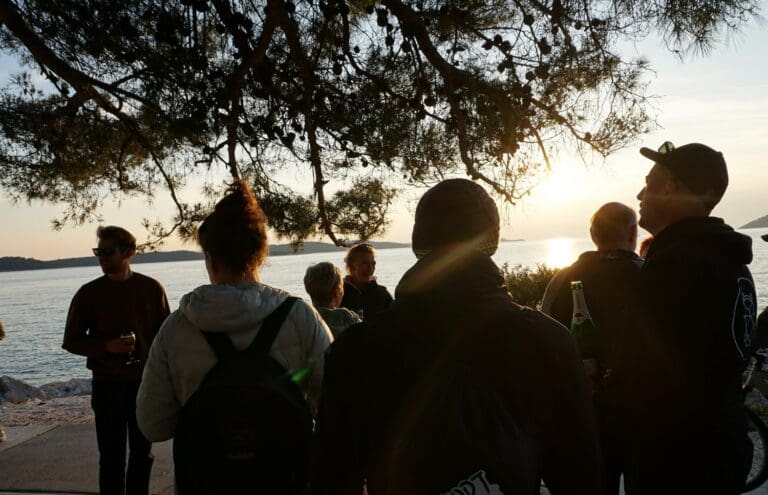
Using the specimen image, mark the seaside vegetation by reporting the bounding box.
[502,263,558,309]
[0,1,759,249]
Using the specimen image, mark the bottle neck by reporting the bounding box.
[571,288,591,323]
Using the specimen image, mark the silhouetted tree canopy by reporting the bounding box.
[0,0,759,247]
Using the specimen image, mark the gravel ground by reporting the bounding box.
[0,395,93,426]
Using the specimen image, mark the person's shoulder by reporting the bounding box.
[369,279,392,296]
[130,271,165,288]
[336,307,360,319]
[77,275,109,293]
[325,320,369,362]
[491,302,574,353]
[283,294,327,330]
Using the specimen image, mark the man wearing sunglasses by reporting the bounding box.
[63,226,170,495]
[625,142,757,494]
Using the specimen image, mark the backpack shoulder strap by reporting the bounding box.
[248,297,299,353]
[201,331,238,360]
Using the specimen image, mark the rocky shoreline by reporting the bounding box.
[0,376,93,427]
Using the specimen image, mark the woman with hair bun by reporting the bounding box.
[136,180,332,492]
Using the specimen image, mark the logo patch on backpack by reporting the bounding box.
[440,470,505,495]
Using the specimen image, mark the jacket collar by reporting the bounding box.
[395,249,508,304]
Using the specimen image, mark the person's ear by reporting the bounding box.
[122,246,136,259]
[629,224,638,249]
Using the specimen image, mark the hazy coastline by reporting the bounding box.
[0,241,410,273]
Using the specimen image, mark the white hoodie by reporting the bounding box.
[137,282,333,442]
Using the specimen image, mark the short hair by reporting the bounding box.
[344,243,376,271]
[97,225,136,250]
[304,262,343,307]
[589,202,637,247]
[198,180,269,276]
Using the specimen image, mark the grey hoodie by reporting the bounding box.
[137,282,333,442]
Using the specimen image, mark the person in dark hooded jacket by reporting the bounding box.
[312,179,603,495]
[541,201,643,495]
[626,142,757,494]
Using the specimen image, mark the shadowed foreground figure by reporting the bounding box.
[626,142,756,494]
[312,179,603,495]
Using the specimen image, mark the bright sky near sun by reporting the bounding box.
[1,7,767,260]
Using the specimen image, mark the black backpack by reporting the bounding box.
[173,297,313,495]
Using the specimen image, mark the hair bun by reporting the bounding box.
[198,179,269,274]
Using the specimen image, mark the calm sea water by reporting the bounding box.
[2,230,767,386]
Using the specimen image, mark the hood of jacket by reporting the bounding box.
[179,282,288,334]
[647,216,753,264]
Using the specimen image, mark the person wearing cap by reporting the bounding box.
[312,179,603,494]
[625,142,757,493]
[541,202,643,495]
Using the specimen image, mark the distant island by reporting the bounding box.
[741,214,768,229]
[0,241,409,273]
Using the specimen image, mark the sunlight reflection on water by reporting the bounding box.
[544,237,578,268]
[1,229,766,386]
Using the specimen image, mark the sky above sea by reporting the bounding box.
[1,4,767,260]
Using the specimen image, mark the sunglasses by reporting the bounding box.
[92,247,120,257]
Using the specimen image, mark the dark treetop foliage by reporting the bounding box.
[0,0,759,248]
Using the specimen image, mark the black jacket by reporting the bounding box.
[633,216,756,433]
[542,249,644,374]
[312,251,603,495]
[340,277,393,320]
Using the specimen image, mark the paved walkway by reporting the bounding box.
[0,422,173,494]
[2,422,768,495]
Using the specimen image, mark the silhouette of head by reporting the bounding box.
[304,262,344,308]
[411,179,500,259]
[197,180,268,277]
[639,142,728,211]
[589,202,638,252]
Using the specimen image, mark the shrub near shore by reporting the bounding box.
[502,263,558,309]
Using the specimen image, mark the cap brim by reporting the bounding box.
[640,147,664,162]
[762,234,768,242]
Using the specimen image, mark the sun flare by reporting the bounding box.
[546,237,577,268]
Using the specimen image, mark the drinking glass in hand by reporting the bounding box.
[121,331,140,367]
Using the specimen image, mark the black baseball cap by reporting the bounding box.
[762,234,768,242]
[640,142,728,210]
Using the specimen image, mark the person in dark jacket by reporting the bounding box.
[541,201,643,495]
[626,142,757,494]
[63,226,170,495]
[312,179,603,495]
[339,243,393,320]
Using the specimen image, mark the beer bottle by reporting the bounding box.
[570,281,599,384]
